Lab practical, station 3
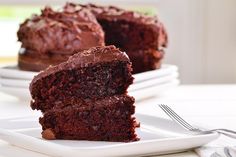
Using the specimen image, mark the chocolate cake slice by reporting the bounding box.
[40,95,139,142]
[30,45,133,112]
[30,45,139,142]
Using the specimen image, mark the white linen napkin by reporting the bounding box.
[194,135,236,157]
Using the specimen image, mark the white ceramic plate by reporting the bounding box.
[0,65,38,80]
[130,79,180,100]
[0,77,30,88]
[129,72,179,91]
[0,85,30,99]
[134,64,178,83]
[0,64,178,82]
[0,114,219,157]
[0,79,179,101]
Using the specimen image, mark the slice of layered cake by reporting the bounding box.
[30,45,139,142]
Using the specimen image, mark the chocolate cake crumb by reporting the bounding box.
[42,128,56,140]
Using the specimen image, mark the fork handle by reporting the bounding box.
[212,129,236,139]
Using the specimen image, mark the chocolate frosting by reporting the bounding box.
[17,6,105,54]
[64,3,168,48]
[30,45,130,92]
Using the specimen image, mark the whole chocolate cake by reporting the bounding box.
[18,6,104,71]
[30,45,139,142]
[18,3,168,73]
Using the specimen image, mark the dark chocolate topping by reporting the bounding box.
[67,45,129,67]
[65,3,161,24]
[30,45,130,91]
[64,3,168,48]
[17,6,104,54]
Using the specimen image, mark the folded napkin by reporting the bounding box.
[194,135,236,157]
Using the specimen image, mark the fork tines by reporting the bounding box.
[159,104,200,131]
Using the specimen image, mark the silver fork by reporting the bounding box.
[159,104,236,139]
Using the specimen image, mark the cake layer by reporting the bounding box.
[17,6,104,54]
[127,49,164,74]
[18,48,71,72]
[39,94,139,142]
[30,46,133,112]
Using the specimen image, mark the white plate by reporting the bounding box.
[129,72,179,91]
[0,85,30,100]
[0,77,30,88]
[0,114,219,157]
[0,79,179,101]
[0,64,178,82]
[0,71,179,89]
[0,65,38,80]
[130,79,180,100]
[134,64,178,83]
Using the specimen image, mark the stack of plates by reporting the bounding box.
[0,64,179,100]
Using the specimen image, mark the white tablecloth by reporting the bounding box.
[1,85,236,157]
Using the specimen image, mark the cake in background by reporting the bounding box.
[17,6,104,71]
[17,3,168,74]
[30,45,139,142]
